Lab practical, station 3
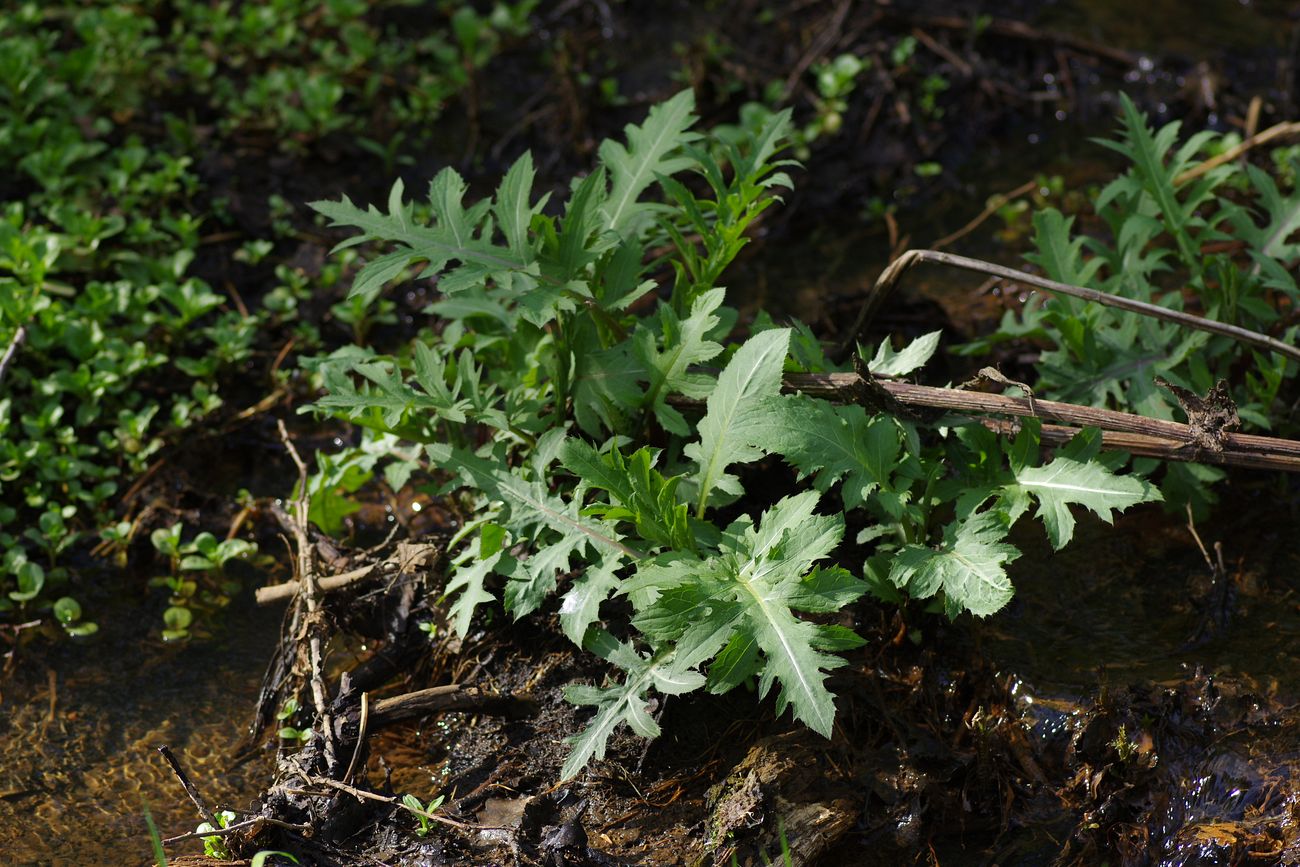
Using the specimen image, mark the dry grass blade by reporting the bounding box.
[1174,120,1300,185]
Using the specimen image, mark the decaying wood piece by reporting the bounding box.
[256,541,439,606]
[365,683,538,726]
[700,733,857,867]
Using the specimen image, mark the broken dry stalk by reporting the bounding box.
[838,249,1300,364]
[255,564,376,605]
[1174,120,1300,185]
[783,373,1300,472]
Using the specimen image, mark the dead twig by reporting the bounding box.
[838,249,1300,363]
[1174,120,1300,185]
[299,775,491,831]
[341,692,369,785]
[906,13,1137,67]
[978,418,1294,471]
[157,745,221,832]
[930,179,1037,251]
[778,373,1300,472]
[780,0,854,101]
[910,27,973,78]
[255,564,377,605]
[277,419,339,776]
[0,324,27,388]
[366,683,537,726]
[161,815,312,846]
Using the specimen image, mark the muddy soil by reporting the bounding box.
[180,484,1300,867]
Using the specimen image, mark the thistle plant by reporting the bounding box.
[305,91,1162,777]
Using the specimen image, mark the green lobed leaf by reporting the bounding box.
[868,330,941,377]
[598,89,699,237]
[558,551,623,645]
[1006,437,1162,549]
[633,288,726,435]
[560,630,704,780]
[753,395,899,510]
[429,443,640,562]
[444,530,503,637]
[628,491,864,736]
[560,439,692,551]
[889,510,1020,618]
[685,328,791,517]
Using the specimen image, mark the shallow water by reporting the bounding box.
[0,583,280,863]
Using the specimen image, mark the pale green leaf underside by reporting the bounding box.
[869,330,942,377]
[1012,456,1162,549]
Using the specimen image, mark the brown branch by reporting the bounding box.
[367,684,537,726]
[780,0,855,100]
[838,249,1300,364]
[978,418,1297,471]
[930,179,1037,251]
[906,13,1138,67]
[157,745,220,832]
[299,775,490,831]
[910,26,973,78]
[161,815,311,846]
[778,374,1300,472]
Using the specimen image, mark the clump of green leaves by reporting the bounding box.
[196,809,239,859]
[147,522,258,640]
[276,697,313,744]
[304,91,1160,779]
[400,792,447,837]
[965,94,1300,512]
[52,596,97,637]
[163,0,536,150]
[0,0,540,618]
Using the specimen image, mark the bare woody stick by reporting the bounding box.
[838,249,1300,364]
[277,419,339,776]
[157,745,220,832]
[255,564,375,605]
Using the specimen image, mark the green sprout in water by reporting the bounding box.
[400,792,447,837]
[53,596,98,636]
[276,697,312,743]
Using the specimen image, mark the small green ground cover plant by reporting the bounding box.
[0,0,533,620]
[148,522,259,640]
[303,90,1170,777]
